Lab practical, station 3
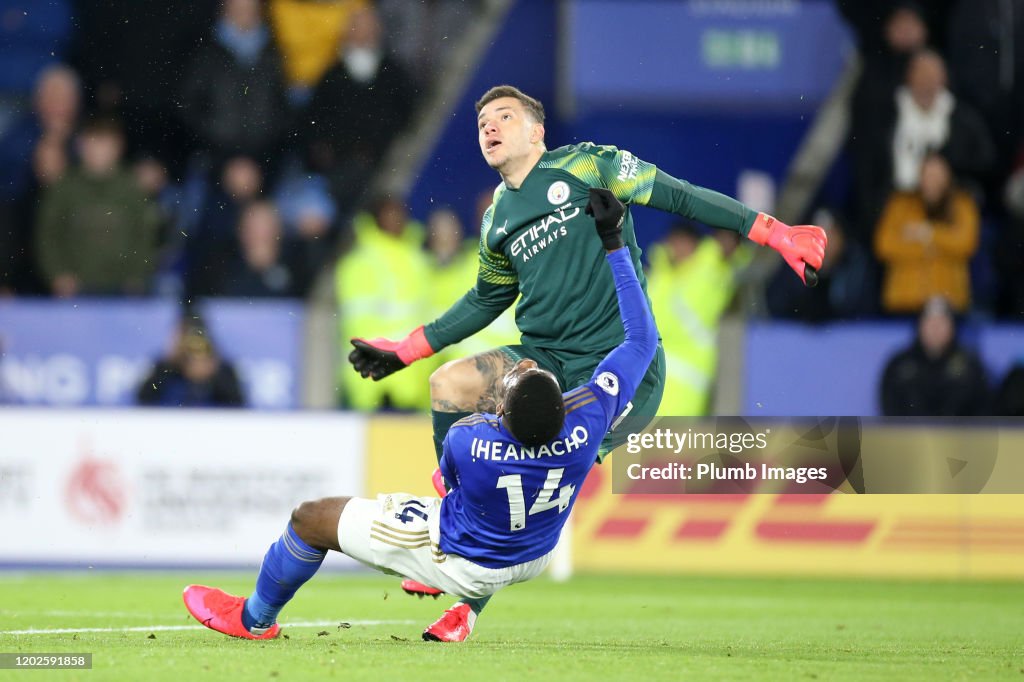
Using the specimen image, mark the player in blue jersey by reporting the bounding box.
[182,188,656,642]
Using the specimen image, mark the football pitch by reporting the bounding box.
[0,572,1021,680]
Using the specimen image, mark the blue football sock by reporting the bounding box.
[458,595,491,615]
[242,523,327,631]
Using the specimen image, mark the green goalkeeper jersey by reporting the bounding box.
[424,142,758,358]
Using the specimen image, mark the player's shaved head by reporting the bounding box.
[476,85,545,124]
[502,365,565,448]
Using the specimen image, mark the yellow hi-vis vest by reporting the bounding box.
[335,213,431,410]
[425,245,520,372]
[647,238,751,416]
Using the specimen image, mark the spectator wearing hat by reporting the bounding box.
[137,320,245,408]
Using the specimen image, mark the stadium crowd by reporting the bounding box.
[0,0,1021,414]
[0,0,477,302]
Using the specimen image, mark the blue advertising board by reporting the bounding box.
[745,322,1024,416]
[0,299,304,409]
[566,0,854,112]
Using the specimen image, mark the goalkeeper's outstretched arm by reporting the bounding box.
[589,145,827,285]
[348,267,516,382]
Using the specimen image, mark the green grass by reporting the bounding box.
[0,572,1021,681]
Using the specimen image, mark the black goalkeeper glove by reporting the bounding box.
[585,187,626,251]
[348,326,435,381]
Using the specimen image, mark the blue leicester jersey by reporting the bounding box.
[437,248,656,569]
[438,358,632,568]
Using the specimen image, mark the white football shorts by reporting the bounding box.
[337,492,553,599]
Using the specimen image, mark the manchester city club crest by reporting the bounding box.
[547,180,570,205]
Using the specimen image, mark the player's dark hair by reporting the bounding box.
[476,85,545,124]
[503,372,565,447]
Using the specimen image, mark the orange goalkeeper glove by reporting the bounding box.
[748,213,827,287]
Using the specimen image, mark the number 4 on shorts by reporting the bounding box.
[496,468,575,532]
[397,499,429,524]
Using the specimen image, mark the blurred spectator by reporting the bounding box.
[34,117,159,297]
[998,167,1024,319]
[424,207,478,369]
[187,156,265,297]
[274,174,337,242]
[0,136,71,295]
[137,319,244,407]
[766,208,878,322]
[377,0,481,83]
[0,65,81,294]
[428,193,520,360]
[179,0,290,171]
[891,50,994,193]
[947,0,1024,179]
[842,1,929,239]
[854,47,994,233]
[875,153,979,314]
[268,0,368,99]
[3,63,81,170]
[839,0,952,56]
[305,5,417,209]
[334,196,429,410]
[879,296,989,415]
[217,201,301,298]
[993,361,1024,416]
[32,135,70,187]
[647,223,752,416]
[71,1,217,174]
[133,155,189,297]
[273,172,338,279]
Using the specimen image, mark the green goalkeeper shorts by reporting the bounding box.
[500,342,665,463]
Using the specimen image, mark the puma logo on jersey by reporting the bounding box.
[495,219,509,236]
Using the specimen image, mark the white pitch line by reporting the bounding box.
[2,610,164,619]
[1,619,417,636]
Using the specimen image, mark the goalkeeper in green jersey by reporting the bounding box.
[350,84,826,461]
[348,84,826,624]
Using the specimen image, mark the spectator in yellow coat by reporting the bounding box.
[335,196,430,410]
[647,224,752,416]
[874,152,980,314]
[268,0,367,95]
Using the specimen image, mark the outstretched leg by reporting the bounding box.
[241,497,347,631]
[184,497,349,639]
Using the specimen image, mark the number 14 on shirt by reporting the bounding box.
[496,468,575,532]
